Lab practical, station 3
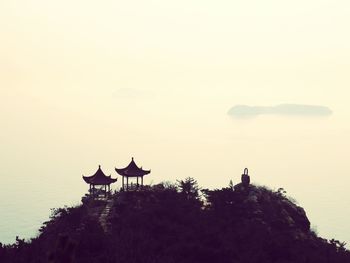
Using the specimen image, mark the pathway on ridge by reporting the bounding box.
[99,198,114,233]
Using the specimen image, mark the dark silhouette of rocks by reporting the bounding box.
[0,176,349,263]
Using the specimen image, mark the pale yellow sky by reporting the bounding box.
[0,0,350,244]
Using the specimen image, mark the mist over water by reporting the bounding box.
[1,107,349,246]
[1,0,350,248]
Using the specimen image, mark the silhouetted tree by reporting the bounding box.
[177,177,200,200]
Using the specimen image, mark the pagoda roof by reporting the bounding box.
[115,157,151,177]
[83,165,118,185]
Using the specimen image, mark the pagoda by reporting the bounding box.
[115,157,151,190]
[83,165,118,196]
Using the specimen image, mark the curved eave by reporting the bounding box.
[140,170,151,175]
[115,167,127,175]
[115,168,151,177]
[83,174,118,185]
[90,177,118,185]
[83,175,93,184]
[108,177,118,184]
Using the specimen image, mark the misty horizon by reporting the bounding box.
[1,0,349,252]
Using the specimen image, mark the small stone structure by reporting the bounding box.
[241,168,250,187]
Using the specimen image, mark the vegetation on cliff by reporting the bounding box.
[0,178,349,263]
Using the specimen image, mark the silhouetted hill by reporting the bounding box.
[1,179,349,263]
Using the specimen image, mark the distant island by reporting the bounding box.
[228,104,333,118]
[1,168,349,263]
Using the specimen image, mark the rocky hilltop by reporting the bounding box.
[1,178,349,263]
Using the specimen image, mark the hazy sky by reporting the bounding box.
[0,0,350,244]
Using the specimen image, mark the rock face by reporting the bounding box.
[233,184,311,234]
[234,169,310,235]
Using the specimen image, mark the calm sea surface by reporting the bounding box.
[0,175,89,244]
